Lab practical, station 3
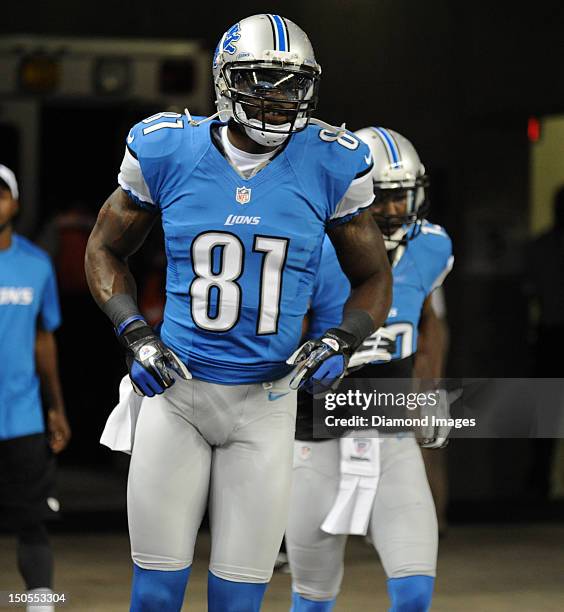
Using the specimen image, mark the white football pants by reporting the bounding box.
[127,374,296,583]
[286,435,438,600]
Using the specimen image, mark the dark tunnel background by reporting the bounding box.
[2,0,564,522]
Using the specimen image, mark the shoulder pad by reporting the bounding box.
[419,222,452,252]
[409,222,454,293]
[414,222,453,264]
[300,122,372,179]
[127,112,194,161]
[420,220,449,239]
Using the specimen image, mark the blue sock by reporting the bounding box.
[291,592,337,611]
[130,564,191,612]
[387,575,434,612]
[208,571,267,612]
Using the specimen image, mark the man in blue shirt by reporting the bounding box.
[0,164,71,612]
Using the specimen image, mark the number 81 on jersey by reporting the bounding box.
[190,231,288,335]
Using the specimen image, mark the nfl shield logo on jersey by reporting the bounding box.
[236,187,252,204]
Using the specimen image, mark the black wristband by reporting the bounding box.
[336,309,375,351]
[101,294,144,331]
[118,324,155,348]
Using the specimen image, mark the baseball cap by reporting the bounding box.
[0,164,19,199]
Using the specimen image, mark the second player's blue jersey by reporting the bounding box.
[118,113,374,383]
[309,222,453,360]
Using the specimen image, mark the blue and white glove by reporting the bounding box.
[119,323,191,397]
[287,328,356,394]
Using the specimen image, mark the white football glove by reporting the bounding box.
[346,327,397,373]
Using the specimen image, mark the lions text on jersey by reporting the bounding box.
[118,113,374,384]
[308,221,454,361]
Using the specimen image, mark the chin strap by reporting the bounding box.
[384,226,409,253]
[388,244,406,268]
[183,109,349,144]
[184,108,222,127]
[309,118,348,138]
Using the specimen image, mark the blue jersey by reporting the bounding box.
[118,113,374,384]
[0,235,61,440]
[309,222,453,360]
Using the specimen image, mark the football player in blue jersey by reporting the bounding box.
[0,165,71,612]
[85,15,392,612]
[286,128,454,611]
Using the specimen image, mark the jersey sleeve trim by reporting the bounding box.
[354,162,373,180]
[117,147,156,208]
[329,168,374,224]
[126,143,138,160]
[430,286,447,319]
[118,183,158,211]
[326,197,374,227]
[430,254,454,293]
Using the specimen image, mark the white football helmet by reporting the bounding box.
[213,14,321,146]
[355,127,429,249]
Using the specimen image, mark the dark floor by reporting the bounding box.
[2,525,564,610]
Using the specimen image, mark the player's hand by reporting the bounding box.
[418,388,459,449]
[287,328,356,394]
[47,408,71,454]
[346,327,397,372]
[119,324,191,397]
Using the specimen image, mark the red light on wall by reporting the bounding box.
[528,117,541,142]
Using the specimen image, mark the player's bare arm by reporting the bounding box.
[35,328,71,453]
[416,295,452,448]
[288,211,392,392]
[327,208,392,331]
[85,187,157,308]
[85,188,189,397]
[414,295,448,386]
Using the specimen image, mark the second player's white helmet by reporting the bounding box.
[355,127,430,249]
[213,14,321,146]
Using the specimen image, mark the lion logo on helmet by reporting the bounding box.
[213,23,241,67]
